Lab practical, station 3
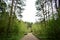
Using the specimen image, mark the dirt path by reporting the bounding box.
[21,33,39,40]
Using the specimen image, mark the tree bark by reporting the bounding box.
[51,0,54,20]
[58,0,60,7]
[7,0,14,33]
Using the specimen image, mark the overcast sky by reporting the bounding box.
[21,0,37,23]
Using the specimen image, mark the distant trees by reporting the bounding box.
[25,22,33,32]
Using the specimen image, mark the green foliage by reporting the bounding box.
[0,0,27,40]
[34,0,60,40]
[32,7,60,40]
[32,23,48,38]
[0,1,6,12]
[0,12,27,40]
[32,18,60,40]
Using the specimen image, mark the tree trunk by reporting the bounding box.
[45,0,47,27]
[7,0,14,33]
[59,0,60,7]
[47,0,50,24]
[42,4,46,27]
[51,0,54,20]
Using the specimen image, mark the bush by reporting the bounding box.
[0,12,27,40]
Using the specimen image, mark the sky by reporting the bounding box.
[21,0,37,23]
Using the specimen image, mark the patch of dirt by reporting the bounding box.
[21,33,39,40]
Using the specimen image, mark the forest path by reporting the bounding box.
[21,33,40,40]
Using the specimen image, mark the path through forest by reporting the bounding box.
[21,33,39,40]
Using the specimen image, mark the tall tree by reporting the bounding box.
[7,0,14,34]
[59,0,60,7]
[50,0,54,20]
[47,0,50,23]
[0,0,7,20]
[35,0,48,27]
[54,0,60,18]
[7,0,26,27]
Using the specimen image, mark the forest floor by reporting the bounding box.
[21,33,39,40]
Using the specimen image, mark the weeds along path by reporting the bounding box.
[21,33,39,40]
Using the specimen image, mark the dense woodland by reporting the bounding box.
[0,0,60,40]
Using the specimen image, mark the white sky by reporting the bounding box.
[21,0,37,23]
